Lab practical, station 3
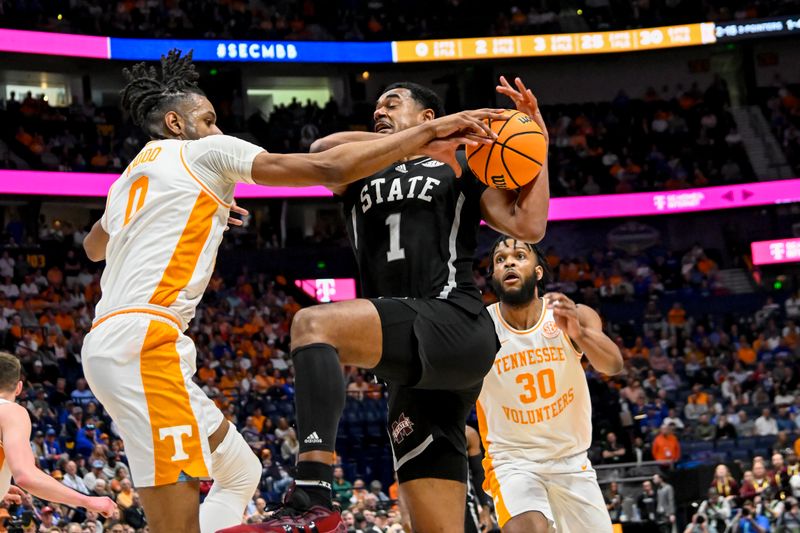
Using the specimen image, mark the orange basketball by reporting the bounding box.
[465,109,546,190]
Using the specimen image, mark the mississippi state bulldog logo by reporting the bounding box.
[391,413,414,444]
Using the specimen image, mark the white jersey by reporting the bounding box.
[94,135,263,329]
[0,398,13,499]
[478,301,592,462]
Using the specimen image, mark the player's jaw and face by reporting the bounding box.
[373,88,434,135]
[491,239,542,306]
[164,93,223,140]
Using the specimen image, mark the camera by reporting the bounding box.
[6,511,34,533]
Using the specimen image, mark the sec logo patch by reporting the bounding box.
[542,321,560,339]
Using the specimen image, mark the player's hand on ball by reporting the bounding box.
[545,293,583,340]
[88,496,118,517]
[423,109,507,177]
[496,76,549,144]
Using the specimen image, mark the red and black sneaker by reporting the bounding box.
[217,484,346,533]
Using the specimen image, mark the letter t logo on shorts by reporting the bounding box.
[159,425,193,461]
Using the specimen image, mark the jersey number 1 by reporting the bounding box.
[385,213,405,262]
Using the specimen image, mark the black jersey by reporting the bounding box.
[341,151,487,315]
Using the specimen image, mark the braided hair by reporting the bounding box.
[487,235,551,295]
[120,49,205,139]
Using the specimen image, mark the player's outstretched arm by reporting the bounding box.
[250,109,506,188]
[480,77,550,243]
[83,220,109,262]
[309,131,382,153]
[0,402,116,516]
[545,292,624,375]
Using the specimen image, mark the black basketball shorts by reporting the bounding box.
[369,297,499,483]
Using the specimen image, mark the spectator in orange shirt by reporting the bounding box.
[687,383,710,406]
[668,302,686,327]
[197,358,217,383]
[652,424,681,463]
[251,406,266,433]
[630,337,650,359]
[738,339,757,366]
[283,296,301,318]
[55,307,76,333]
[696,254,717,275]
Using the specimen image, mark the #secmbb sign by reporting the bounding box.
[393,22,716,62]
[751,238,800,266]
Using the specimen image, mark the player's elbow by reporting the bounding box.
[12,471,34,491]
[510,219,546,244]
[83,240,103,263]
[309,138,332,153]
[604,354,625,376]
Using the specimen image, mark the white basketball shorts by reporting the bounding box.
[484,450,612,532]
[82,308,225,488]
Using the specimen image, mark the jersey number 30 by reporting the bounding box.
[516,368,556,404]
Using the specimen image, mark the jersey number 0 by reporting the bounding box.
[124,176,149,226]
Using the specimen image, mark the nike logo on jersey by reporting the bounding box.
[359,175,442,213]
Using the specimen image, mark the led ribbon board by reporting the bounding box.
[0,22,723,62]
[0,170,797,222]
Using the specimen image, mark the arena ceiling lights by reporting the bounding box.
[0,15,797,63]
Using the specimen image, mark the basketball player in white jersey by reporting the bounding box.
[0,353,116,515]
[80,49,502,533]
[479,237,624,533]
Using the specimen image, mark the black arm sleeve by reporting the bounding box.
[469,453,492,507]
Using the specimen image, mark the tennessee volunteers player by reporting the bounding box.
[81,49,503,533]
[479,237,623,533]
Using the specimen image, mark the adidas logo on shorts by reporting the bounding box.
[304,431,323,444]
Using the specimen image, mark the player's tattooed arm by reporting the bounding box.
[84,220,109,262]
[480,77,549,244]
[546,293,624,375]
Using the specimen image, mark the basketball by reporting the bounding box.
[465,109,547,190]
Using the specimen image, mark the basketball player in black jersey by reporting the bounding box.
[228,77,549,533]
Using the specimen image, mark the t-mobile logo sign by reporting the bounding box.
[315,279,336,303]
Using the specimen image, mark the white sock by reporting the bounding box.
[200,423,262,533]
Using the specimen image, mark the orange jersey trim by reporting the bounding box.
[140,320,208,485]
[149,191,218,308]
[179,144,231,209]
[92,308,182,330]
[0,444,5,471]
[495,301,547,335]
[476,400,512,527]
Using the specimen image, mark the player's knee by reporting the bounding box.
[290,307,329,349]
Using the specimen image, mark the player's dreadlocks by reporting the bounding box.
[487,235,551,294]
[120,49,205,139]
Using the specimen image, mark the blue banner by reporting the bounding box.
[109,38,393,63]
